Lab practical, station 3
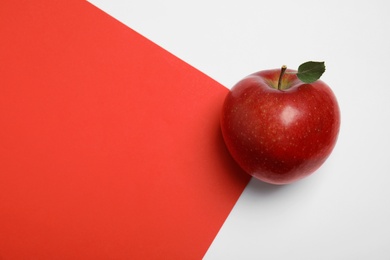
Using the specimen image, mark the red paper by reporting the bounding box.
[0,1,250,259]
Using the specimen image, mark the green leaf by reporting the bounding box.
[297,61,326,83]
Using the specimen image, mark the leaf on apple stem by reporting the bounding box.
[297,61,326,83]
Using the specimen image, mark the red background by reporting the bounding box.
[0,1,249,259]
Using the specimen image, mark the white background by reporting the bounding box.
[88,0,390,259]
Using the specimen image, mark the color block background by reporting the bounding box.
[89,1,390,259]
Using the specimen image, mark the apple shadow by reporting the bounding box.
[244,177,289,196]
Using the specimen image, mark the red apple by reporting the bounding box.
[220,64,340,185]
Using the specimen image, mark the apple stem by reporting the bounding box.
[278,65,287,90]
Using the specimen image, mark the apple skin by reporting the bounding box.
[221,68,340,185]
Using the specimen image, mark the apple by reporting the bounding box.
[220,62,340,185]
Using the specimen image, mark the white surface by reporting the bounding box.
[88,0,390,259]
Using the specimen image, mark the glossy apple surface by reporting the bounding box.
[221,69,340,185]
